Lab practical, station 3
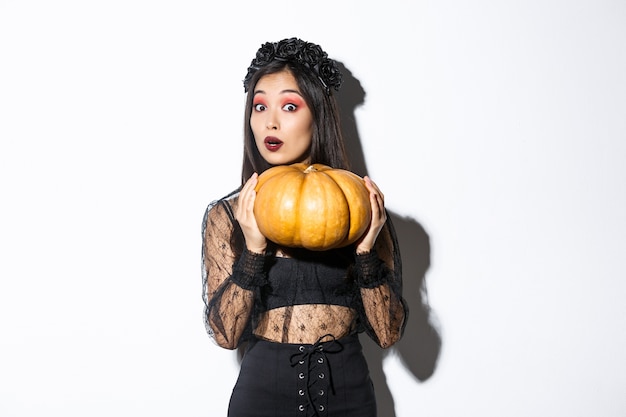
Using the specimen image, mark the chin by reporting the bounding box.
[264,155,307,166]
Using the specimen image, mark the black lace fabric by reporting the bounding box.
[202,190,408,350]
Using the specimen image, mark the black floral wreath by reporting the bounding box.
[243,37,343,95]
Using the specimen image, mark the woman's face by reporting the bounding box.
[250,70,313,166]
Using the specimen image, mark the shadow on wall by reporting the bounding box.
[336,62,443,417]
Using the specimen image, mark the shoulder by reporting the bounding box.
[207,187,241,211]
[203,187,241,224]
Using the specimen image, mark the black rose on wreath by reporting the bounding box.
[318,58,343,93]
[275,38,300,59]
[300,42,327,67]
[254,42,277,67]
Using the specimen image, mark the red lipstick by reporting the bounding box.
[264,136,283,151]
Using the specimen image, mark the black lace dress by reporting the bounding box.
[202,189,408,417]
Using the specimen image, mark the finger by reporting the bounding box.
[236,174,259,220]
[241,173,258,195]
[364,176,385,202]
[241,174,259,203]
[368,193,381,225]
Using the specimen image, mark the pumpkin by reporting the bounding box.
[253,163,371,251]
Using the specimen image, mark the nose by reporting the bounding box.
[266,110,279,130]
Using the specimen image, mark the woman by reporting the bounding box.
[202,37,407,417]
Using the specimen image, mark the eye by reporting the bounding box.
[254,103,266,112]
[282,103,297,112]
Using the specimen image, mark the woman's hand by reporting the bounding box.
[355,176,387,255]
[235,173,267,254]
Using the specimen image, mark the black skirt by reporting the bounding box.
[227,334,377,417]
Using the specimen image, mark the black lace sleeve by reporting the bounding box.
[353,213,408,348]
[201,191,269,349]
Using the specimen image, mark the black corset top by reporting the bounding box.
[260,249,356,311]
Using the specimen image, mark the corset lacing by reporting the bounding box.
[289,334,344,416]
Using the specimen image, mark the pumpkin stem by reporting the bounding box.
[304,165,317,173]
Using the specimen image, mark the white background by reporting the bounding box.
[1,1,625,416]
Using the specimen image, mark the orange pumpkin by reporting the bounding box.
[253,163,371,251]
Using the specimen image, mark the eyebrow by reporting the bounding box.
[253,89,303,96]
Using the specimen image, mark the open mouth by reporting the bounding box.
[264,136,283,151]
